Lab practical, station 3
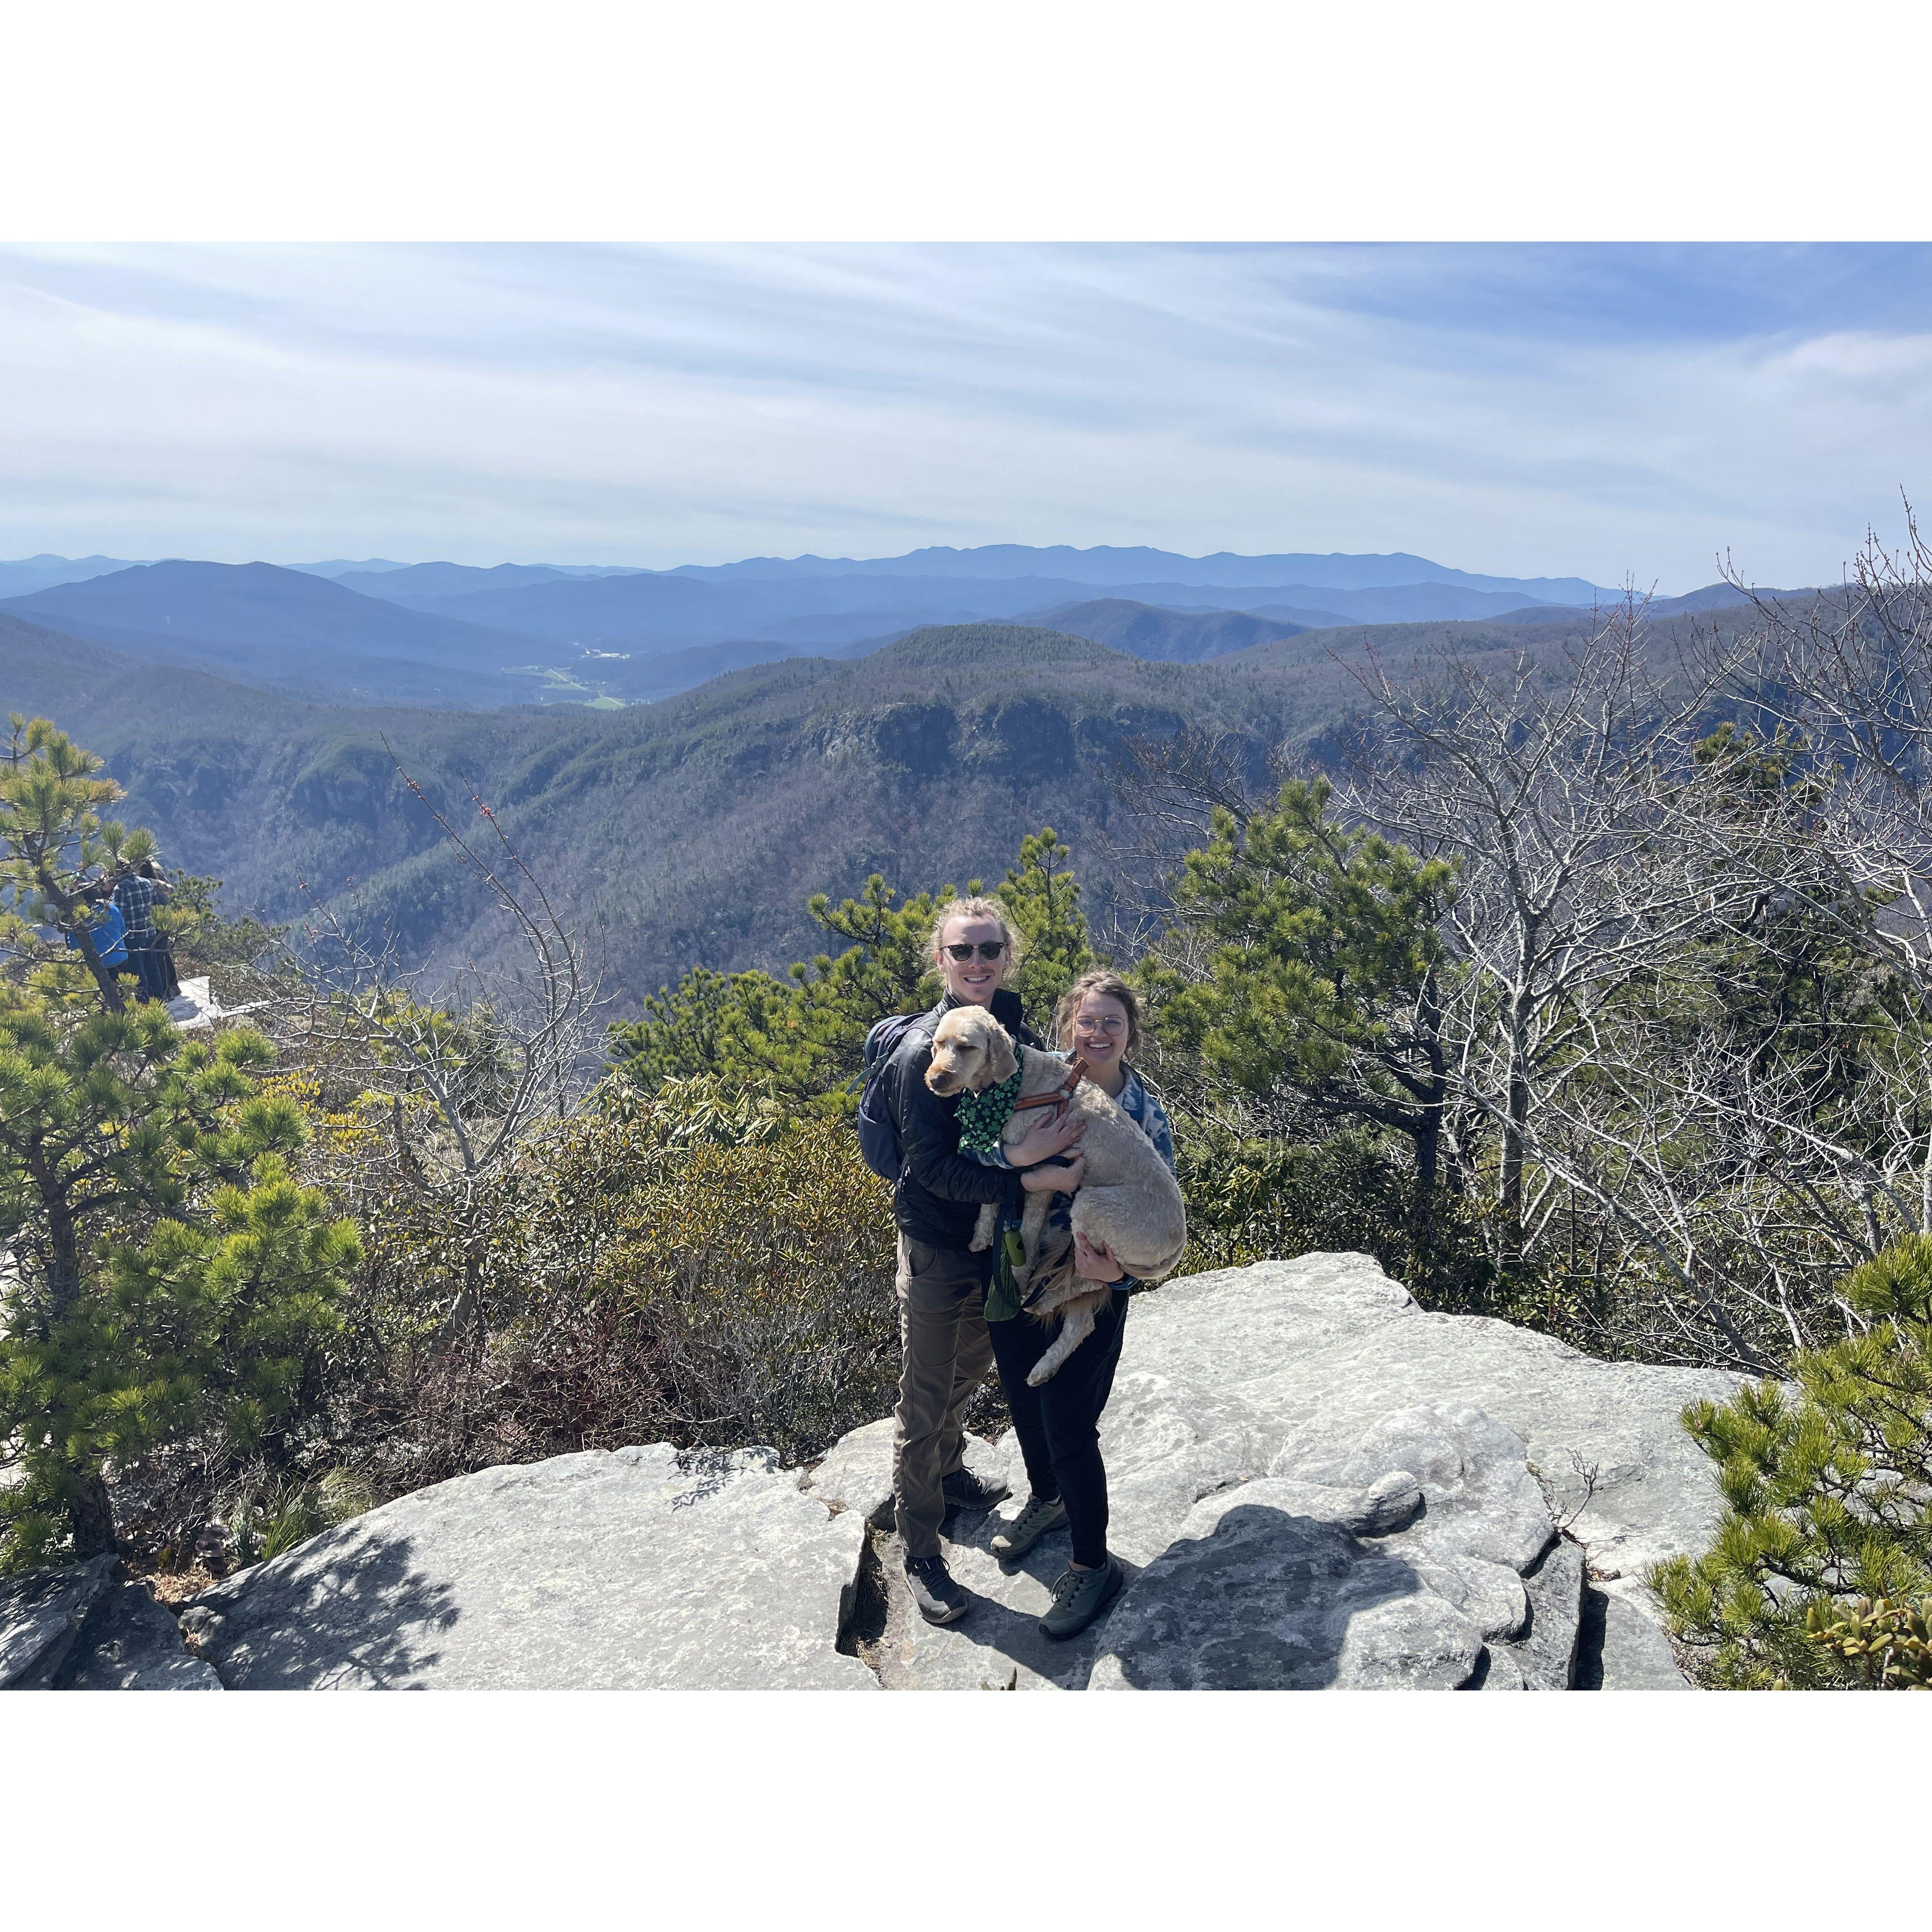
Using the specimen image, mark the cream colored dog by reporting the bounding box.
[925,1004,1187,1384]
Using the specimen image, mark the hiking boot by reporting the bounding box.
[905,1553,971,1625]
[990,1492,1069,1562]
[941,1466,1011,1514]
[1039,1553,1126,1641]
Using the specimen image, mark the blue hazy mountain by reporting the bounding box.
[0,560,550,704]
[335,562,584,603]
[2,545,1619,711]
[398,565,1579,650]
[397,570,1080,645]
[662,544,1607,602]
[0,553,150,598]
[299,559,645,586]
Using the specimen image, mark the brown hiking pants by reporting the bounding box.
[891,1234,994,1561]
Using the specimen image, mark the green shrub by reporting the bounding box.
[1655,1234,1932,1687]
[594,1120,898,1460]
[332,1086,898,1496]
[1175,1125,1518,1319]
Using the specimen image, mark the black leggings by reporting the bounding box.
[987,1289,1128,1568]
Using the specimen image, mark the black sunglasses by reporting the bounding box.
[943,940,1008,961]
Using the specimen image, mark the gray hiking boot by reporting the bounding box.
[1039,1553,1126,1641]
[905,1553,971,1626]
[942,1466,1011,1514]
[990,1492,1068,1562]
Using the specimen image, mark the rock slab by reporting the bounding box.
[1116,1254,1742,1585]
[63,1584,224,1690]
[1091,1479,1487,1690]
[1091,1403,1573,1690]
[1588,1582,1695,1690]
[114,1251,1725,1692]
[189,1444,875,1690]
[0,1553,116,1689]
[851,1254,1733,1689]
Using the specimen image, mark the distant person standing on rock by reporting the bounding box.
[113,855,172,1003]
[877,897,1088,1627]
[140,858,182,1000]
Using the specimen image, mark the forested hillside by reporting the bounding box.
[1,599,1790,1009]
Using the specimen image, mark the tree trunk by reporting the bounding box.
[1415,1099,1441,1192]
[42,1183,84,1322]
[1499,1002,1530,1261]
[69,1471,117,1558]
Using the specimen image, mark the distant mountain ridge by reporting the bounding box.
[0,554,150,598]
[0,561,549,709]
[659,543,1608,602]
[4,596,1822,1008]
[1,545,1627,713]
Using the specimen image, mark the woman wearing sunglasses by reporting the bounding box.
[881,896,1087,1628]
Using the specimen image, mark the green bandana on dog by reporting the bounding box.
[955,1064,1024,1152]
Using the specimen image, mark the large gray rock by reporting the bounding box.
[147,1251,1725,1692]
[0,1553,116,1689]
[1108,1255,1741,1584]
[1491,1538,1587,1690]
[62,1583,223,1690]
[1587,1580,1695,1690]
[1089,1401,1571,1690]
[187,1444,875,1690]
[852,1254,1733,1690]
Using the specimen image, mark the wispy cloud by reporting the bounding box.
[2,243,1928,589]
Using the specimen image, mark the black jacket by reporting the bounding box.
[886,987,1042,1251]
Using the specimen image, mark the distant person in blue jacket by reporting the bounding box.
[60,883,137,997]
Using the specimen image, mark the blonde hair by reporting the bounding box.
[929,896,1024,969]
[1055,969,1143,1060]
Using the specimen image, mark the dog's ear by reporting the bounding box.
[982,1019,1018,1088]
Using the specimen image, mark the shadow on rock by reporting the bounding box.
[1091,1501,1484,1691]
[928,1507,1144,1689]
[187,1529,459,1690]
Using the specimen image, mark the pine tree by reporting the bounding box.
[993,826,1093,1024]
[1654,1234,1932,1687]
[0,988,337,1564]
[1150,780,1460,1186]
[0,715,362,1569]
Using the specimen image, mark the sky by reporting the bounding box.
[4,242,1931,593]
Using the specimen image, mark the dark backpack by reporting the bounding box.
[855,1007,937,1182]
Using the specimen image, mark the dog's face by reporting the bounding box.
[925,1005,1019,1096]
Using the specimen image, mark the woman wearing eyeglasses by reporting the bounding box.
[880,895,1088,1628]
[975,970,1174,1640]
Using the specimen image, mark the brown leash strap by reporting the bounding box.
[1011,1054,1091,1114]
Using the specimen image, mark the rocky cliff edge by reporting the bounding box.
[4,1254,1737,1691]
